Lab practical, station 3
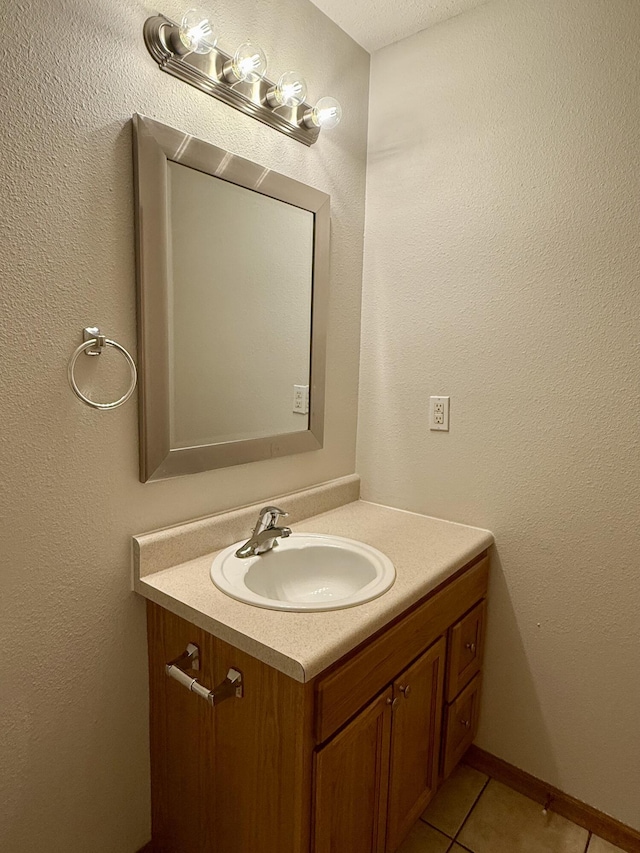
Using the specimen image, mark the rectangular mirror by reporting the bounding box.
[133,114,329,481]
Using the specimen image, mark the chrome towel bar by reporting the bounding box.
[165,643,243,707]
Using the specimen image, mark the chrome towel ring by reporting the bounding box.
[68,326,137,410]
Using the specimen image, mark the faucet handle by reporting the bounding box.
[238,506,292,559]
[255,505,289,531]
[261,505,288,516]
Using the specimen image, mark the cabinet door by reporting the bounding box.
[385,638,446,853]
[313,688,393,853]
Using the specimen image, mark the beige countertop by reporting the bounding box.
[133,478,493,682]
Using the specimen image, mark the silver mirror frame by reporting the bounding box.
[132,114,329,482]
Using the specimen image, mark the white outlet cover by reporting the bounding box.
[293,384,309,415]
[429,396,450,431]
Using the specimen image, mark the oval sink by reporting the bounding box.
[210,533,395,612]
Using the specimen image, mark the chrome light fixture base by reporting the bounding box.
[143,15,321,147]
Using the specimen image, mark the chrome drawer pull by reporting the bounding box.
[166,643,243,706]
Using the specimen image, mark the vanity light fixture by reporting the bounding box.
[143,9,342,145]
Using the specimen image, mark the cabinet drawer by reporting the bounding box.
[315,554,489,744]
[446,600,486,702]
[442,673,481,779]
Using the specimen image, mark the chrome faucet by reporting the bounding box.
[235,506,292,558]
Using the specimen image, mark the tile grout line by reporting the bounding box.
[420,819,457,847]
[442,773,597,853]
[419,816,448,835]
[445,838,476,853]
[444,837,476,853]
[420,773,492,839]
[452,773,492,846]
[421,772,491,848]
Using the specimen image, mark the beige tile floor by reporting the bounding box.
[398,764,628,853]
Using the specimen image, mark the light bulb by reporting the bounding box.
[304,96,343,130]
[177,8,217,55]
[223,42,267,83]
[267,71,308,108]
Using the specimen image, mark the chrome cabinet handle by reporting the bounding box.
[399,684,411,698]
[465,642,477,653]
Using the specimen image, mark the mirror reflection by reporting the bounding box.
[167,162,314,448]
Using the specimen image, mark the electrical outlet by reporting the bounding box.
[429,396,450,431]
[293,384,309,415]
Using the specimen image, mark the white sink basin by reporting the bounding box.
[210,533,395,612]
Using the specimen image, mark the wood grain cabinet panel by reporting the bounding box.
[147,602,217,852]
[385,638,446,853]
[313,689,393,853]
[446,599,486,702]
[147,602,316,853]
[442,674,481,779]
[315,555,489,743]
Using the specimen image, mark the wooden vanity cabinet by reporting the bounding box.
[313,688,393,853]
[313,638,446,853]
[445,600,486,703]
[146,551,489,853]
[440,599,487,780]
[146,605,317,853]
[442,673,482,779]
[385,638,446,851]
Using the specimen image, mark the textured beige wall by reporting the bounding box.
[359,0,640,830]
[0,1,368,850]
